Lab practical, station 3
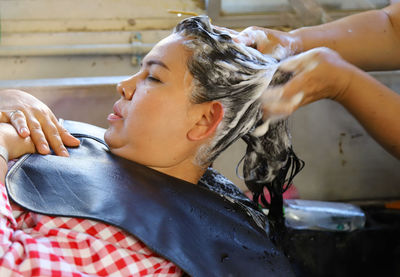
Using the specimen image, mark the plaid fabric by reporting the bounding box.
[0,183,182,276]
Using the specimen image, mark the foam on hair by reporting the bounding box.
[174,16,304,220]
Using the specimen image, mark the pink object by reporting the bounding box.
[245,184,300,206]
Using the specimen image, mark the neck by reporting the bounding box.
[150,160,207,184]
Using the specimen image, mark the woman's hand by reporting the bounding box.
[0,89,80,156]
[0,123,36,160]
[261,47,355,118]
[0,123,36,183]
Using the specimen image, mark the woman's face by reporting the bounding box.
[104,34,204,175]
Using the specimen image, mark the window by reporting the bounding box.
[207,0,391,27]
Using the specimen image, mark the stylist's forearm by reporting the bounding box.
[338,69,400,158]
[289,3,400,71]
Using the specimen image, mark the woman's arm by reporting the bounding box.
[0,89,80,156]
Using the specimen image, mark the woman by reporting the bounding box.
[0,16,301,276]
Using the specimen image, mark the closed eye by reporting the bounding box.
[146,75,162,83]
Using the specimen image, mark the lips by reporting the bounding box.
[113,104,123,118]
[107,104,123,121]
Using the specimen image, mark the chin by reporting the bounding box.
[104,128,115,148]
[103,128,129,157]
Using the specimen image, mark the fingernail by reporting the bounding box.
[20,127,29,135]
[61,150,69,157]
[41,143,49,152]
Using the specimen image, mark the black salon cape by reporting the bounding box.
[5,120,294,277]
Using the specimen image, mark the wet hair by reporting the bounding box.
[174,16,304,217]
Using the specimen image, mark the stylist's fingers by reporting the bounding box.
[261,85,304,119]
[278,48,322,75]
[261,53,314,119]
[262,63,330,118]
[214,26,239,36]
[234,27,295,60]
[234,27,266,48]
[261,47,352,119]
[213,26,258,48]
[260,55,320,118]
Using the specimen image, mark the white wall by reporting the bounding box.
[0,0,204,80]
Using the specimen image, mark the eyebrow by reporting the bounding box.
[145,59,170,71]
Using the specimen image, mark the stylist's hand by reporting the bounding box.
[234,26,302,60]
[261,47,355,118]
[0,89,80,156]
[0,123,36,160]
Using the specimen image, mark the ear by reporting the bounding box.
[187,101,224,141]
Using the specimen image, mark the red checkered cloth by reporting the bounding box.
[0,183,182,276]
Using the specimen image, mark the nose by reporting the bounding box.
[117,75,137,100]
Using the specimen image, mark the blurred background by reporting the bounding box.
[0,0,399,201]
